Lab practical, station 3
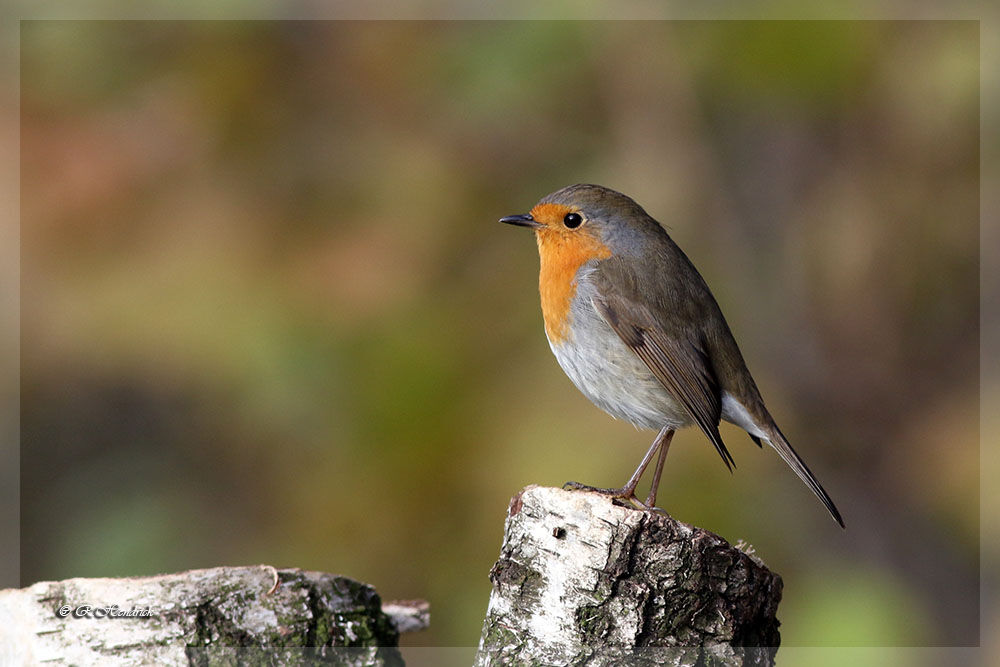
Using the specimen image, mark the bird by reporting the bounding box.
[501,183,844,527]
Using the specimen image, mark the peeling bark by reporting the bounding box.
[0,566,426,666]
[476,486,782,666]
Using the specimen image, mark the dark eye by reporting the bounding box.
[563,212,583,229]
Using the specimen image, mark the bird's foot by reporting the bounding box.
[562,480,622,495]
[563,481,661,513]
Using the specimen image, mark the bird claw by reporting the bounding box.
[563,480,620,495]
[563,481,662,513]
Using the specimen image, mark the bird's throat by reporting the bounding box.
[535,228,612,344]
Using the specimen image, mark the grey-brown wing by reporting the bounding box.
[592,295,736,471]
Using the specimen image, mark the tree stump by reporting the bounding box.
[0,566,428,666]
[476,486,782,666]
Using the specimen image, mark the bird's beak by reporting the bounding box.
[499,213,542,229]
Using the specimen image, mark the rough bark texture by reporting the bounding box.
[0,566,427,666]
[476,486,782,666]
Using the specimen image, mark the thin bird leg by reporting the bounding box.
[564,426,672,509]
[644,429,674,508]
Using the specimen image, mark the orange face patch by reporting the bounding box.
[529,202,575,226]
[528,203,611,343]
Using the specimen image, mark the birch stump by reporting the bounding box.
[0,566,428,666]
[476,486,782,666]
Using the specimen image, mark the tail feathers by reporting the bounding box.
[763,425,845,528]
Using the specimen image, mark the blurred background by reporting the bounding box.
[18,20,983,652]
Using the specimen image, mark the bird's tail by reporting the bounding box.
[763,424,845,528]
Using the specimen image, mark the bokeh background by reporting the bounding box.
[19,20,982,652]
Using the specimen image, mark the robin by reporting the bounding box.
[501,183,844,527]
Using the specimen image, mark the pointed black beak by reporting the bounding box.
[499,213,541,229]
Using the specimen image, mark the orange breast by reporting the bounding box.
[530,204,611,344]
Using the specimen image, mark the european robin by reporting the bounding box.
[502,184,844,527]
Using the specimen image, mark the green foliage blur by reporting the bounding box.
[20,20,980,650]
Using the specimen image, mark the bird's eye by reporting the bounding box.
[563,212,583,229]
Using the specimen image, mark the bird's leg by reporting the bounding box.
[644,428,674,508]
[564,426,672,510]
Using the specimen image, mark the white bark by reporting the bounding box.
[0,565,425,666]
[476,486,782,666]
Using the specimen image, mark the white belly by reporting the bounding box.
[548,278,693,432]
